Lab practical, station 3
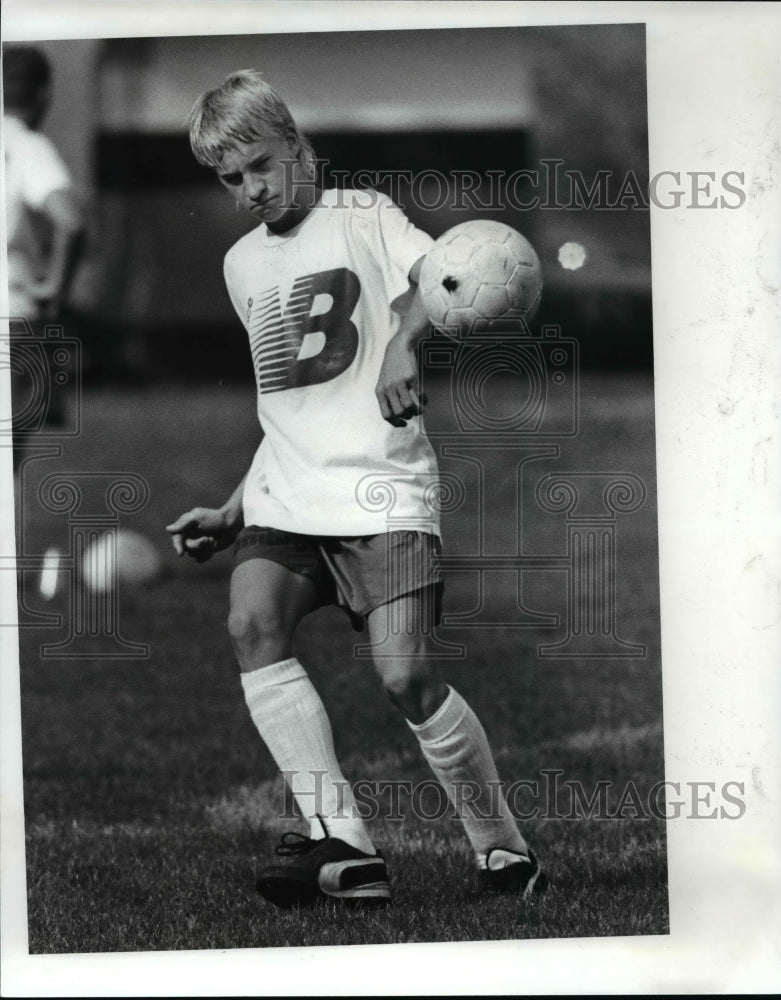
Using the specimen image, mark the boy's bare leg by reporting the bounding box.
[229,558,319,671]
[367,590,535,871]
[231,558,374,852]
[364,588,447,724]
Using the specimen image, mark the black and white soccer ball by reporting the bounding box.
[419,220,542,336]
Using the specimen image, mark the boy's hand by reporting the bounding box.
[165,507,240,562]
[375,332,427,428]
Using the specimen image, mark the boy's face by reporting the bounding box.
[216,133,303,231]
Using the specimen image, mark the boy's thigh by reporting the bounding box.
[230,527,324,631]
[321,530,443,632]
[365,587,440,660]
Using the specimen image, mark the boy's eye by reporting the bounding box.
[221,173,242,186]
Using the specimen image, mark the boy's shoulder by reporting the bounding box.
[324,186,395,215]
[328,188,406,244]
[223,226,264,275]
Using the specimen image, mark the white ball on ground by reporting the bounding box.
[81,529,163,594]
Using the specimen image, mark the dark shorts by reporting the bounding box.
[233,526,443,631]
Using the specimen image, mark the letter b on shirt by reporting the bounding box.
[253,268,360,393]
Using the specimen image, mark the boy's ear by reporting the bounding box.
[284,128,300,156]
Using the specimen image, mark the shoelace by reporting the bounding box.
[275,831,320,857]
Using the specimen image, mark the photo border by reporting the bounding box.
[2,1,779,995]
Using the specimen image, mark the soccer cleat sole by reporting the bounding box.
[323,880,392,902]
[255,838,392,909]
[256,874,391,909]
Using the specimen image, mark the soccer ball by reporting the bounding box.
[81,529,163,594]
[419,220,542,335]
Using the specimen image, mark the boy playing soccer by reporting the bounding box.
[167,70,546,907]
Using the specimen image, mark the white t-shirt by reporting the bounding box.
[223,188,440,537]
[3,114,73,318]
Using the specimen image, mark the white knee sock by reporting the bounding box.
[240,657,375,855]
[408,686,528,866]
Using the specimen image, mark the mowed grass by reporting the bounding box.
[16,370,667,952]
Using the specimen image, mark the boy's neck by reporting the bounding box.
[266,185,323,235]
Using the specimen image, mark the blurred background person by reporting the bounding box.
[3,44,85,469]
[4,44,85,323]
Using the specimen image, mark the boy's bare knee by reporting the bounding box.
[379,661,447,723]
[227,607,253,646]
[227,605,289,661]
[380,664,415,703]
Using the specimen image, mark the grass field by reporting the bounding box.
[15,369,667,952]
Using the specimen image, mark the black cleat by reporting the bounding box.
[256,832,392,909]
[479,847,549,897]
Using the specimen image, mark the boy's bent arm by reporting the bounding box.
[375,255,431,428]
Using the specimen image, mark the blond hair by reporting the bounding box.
[187,69,316,178]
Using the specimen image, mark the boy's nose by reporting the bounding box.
[246,177,266,202]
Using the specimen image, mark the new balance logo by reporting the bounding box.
[248,268,361,394]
